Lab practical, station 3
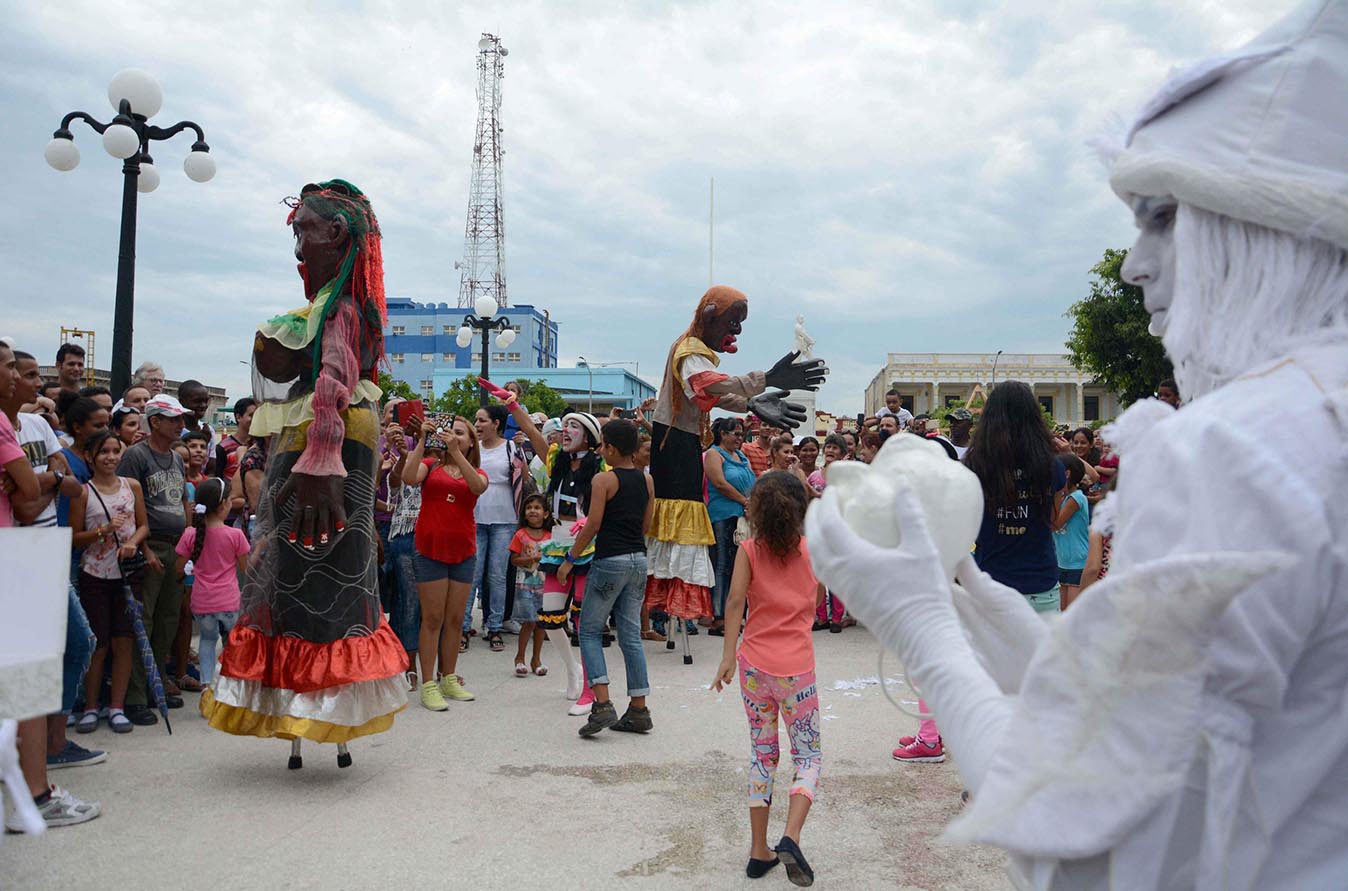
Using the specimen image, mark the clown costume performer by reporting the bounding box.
[807,2,1348,888]
[646,286,825,663]
[201,180,406,768]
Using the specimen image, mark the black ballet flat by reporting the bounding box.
[774,836,814,887]
[746,856,780,879]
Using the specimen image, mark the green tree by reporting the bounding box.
[514,379,568,418]
[1065,248,1172,406]
[377,371,417,404]
[430,377,484,417]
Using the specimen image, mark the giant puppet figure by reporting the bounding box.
[201,180,406,768]
[807,2,1348,888]
[647,285,826,662]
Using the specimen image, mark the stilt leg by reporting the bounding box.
[288,738,303,770]
[336,742,352,769]
[682,619,693,665]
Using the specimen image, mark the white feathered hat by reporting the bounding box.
[1105,0,1348,251]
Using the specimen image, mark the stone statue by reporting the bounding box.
[793,314,815,359]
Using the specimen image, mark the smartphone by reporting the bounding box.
[394,399,424,428]
[620,409,637,420]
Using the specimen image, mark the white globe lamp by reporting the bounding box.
[183,150,216,183]
[44,137,80,171]
[456,327,474,349]
[108,68,163,118]
[136,162,159,193]
[474,296,497,318]
[102,123,140,159]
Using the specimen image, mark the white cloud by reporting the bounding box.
[1,0,1295,413]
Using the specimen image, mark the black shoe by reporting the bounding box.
[774,836,814,887]
[610,706,653,734]
[601,633,614,648]
[165,694,184,709]
[828,622,842,634]
[578,700,618,738]
[811,620,828,632]
[746,857,780,879]
[124,704,159,726]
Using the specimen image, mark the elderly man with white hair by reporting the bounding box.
[807,2,1348,888]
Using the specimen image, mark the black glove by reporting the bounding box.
[764,351,828,392]
[748,390,809,431]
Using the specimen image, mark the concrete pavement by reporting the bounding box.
[4,627,1009,889]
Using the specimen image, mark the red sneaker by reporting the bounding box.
[892,738,946,763]
[896,735,916,748]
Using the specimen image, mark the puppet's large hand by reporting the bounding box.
[278,472,347,550]
[764,350,828,391]
[748,390,808,430]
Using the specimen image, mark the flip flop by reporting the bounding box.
[515,661,529,677]
[532,663,548,676]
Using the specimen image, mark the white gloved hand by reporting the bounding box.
[806,484,1013,793]
[952,556,1048,694]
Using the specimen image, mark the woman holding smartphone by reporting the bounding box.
[401,414,487,710]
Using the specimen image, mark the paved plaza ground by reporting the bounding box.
[5,628,1008,889]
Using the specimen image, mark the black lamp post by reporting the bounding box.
[456,296,517,407]
[44,69,215,396]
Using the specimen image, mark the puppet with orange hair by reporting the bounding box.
[201,180,406,768]
[646,285,826,662]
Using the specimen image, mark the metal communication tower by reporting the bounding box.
[456,34,509,309]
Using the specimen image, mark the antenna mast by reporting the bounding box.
[457,34,509,309]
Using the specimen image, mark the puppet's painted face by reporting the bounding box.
[1122,196,1178,337]
[702,301,748,354]
[291,202,349,300]
[563,419,589,453]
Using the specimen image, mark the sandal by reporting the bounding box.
[532,662,548,676]
[107,709,133,734]
[405,670,419,692]
[76,709,99,734]
[176,674,203,692]
[459,636,470,653]
[488,633,505,652]
[515,661,529,677]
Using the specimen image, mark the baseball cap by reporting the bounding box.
[948,408,973,421]
[144,394,188,418]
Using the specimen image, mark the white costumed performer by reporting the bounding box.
[807,2,1348,888]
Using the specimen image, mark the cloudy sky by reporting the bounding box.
[2,0,1287,415]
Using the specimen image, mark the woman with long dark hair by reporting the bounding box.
[704,417,755,635]
[963,380,1066,613]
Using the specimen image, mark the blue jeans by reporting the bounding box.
[579,553,650,697]
[196,610,238,685]
[709,516,741,620]
[464,522,514,634]
[64,583,94,712]
[385,533,422,652]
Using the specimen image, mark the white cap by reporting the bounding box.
[1107,0,1348,250]
[144,394,188,418]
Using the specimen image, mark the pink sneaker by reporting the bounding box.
[568,686,595,717]
[892,738,946,763]
[896,735,916,748]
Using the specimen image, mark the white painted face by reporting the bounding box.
[563,419,587,453]
[1121,195,1179,337]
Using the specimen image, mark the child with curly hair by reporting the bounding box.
[712,470,825,886]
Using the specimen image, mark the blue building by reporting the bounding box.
[383,298,559,398]
[431,366,656,416]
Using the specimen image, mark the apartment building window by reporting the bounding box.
[420,379,433,391]
[420,325,433,335]
[421,353,434,363]
[1039,395,1055,417]
[471,353,481,362]
[442,353,454,362]
[391,325,405,335]
[443,325,457,335]
[507,353,521,362]
[391,353,405,364]
[492,352,506,361]
[1084,395,1100,421]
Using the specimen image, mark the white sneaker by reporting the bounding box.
[5,785,101,832]
[502,620,522,634]
[567,700,592,717]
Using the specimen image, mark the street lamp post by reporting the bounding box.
[576,356,594,414]
[990,349,1004,388]
[457,296,516,407]
[44,69,216,396]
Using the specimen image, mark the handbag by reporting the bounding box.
[88,481,149,576]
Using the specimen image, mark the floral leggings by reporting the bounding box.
[738,654,822,807]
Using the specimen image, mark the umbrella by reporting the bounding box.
[121,581,172,734]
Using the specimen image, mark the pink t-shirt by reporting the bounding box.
[0,413,24,527]
[738,538,819,677]
[175,525,250,614]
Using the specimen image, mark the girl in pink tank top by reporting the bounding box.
[711,470,825,885]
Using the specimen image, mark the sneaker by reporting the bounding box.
[439,673,475,702]
[568,686,595,716]
[420,680,449,711]
[502,619,522,634]
[892,737,946,763]
[578,700,618,737]
[896,735,917,748]
[610,706,653,734]
[75,710,99,734]
[46,741,107,771]
[4,785,101,832]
